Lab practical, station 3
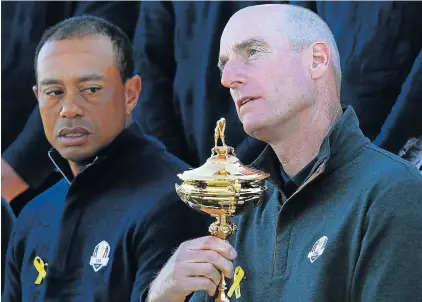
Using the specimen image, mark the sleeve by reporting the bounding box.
[2,105,55,190]
[130,195,211,301]
[373,50,422,155]
[2,222,23,301]
[1,198,16,293]
[351,178,422,301]
[132,2,190,163]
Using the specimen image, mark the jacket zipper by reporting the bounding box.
[48,154,101,185]
[271,160,326,275]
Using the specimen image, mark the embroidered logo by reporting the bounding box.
[89,240,110,272]
[33,256,48,284]
[307,236,328,263]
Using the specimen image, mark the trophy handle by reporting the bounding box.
[209,214,236,302]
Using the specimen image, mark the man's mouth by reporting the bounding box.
[239,97,260,108]
[241,98,256,106]
[58,127,90,145]
[61,133,86,138]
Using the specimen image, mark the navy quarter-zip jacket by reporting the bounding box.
[191,107,422,301]
[3,122,210,301]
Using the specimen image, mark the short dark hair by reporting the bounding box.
[34,15,133,83]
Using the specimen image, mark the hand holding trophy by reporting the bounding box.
[176,118,269,302]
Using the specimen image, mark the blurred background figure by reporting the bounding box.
[398,135,422,170]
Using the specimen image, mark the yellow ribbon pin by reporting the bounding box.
[33,256,47,285]
[227,266,245,299]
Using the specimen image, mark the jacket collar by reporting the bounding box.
[48,122,149,184]
[250,106,370,183]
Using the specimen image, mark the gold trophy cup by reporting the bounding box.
[175,118,269,302]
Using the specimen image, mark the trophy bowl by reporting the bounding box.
[175,118,269,302]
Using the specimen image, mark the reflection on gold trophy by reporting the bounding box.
[176,118,270,302]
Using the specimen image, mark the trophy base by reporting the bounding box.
[216,294,230,302]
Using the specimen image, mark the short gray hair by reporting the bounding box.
[282,5,341,94]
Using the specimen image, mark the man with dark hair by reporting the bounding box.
[2,16,210,301]
[1,1,140,214]
[33,15,134,83]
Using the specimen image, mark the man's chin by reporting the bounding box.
[243,121,265,139]
[242,116,278,142]
[59,148,97,164]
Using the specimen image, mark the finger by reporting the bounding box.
[182,262,222,286]
[186,276,218,297]
[185,249,234,278]
[185,236,237,260]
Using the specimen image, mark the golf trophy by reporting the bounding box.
[175,118,270,302]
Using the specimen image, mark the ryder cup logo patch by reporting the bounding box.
[89,240,110,272]
[307,236,328,263]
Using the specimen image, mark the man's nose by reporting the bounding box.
[221,59,247,90]
[60,92,84,118]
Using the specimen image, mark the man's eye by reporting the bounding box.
[248,49,258,56]
[82,87,101,94]
[45,90,63,96]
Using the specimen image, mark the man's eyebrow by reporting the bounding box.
[39,78,63,86]
[217,38,269,71]
[233,38,269,52]
[218,56,229,72]
[38,73,105,87]
[78,73,105,82]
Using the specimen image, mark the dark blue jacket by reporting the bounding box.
[2,123,210,301]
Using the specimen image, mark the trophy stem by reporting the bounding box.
[209,214,237,302]
[216,271,230,302]
[209,215,237,241]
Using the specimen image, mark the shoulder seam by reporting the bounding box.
[364,144,414,177]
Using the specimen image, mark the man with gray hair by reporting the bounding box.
[145,4,422,301]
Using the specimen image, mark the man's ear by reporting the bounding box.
[309,41,331,79]
[33,85,39,102]
[124,75,142,115]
